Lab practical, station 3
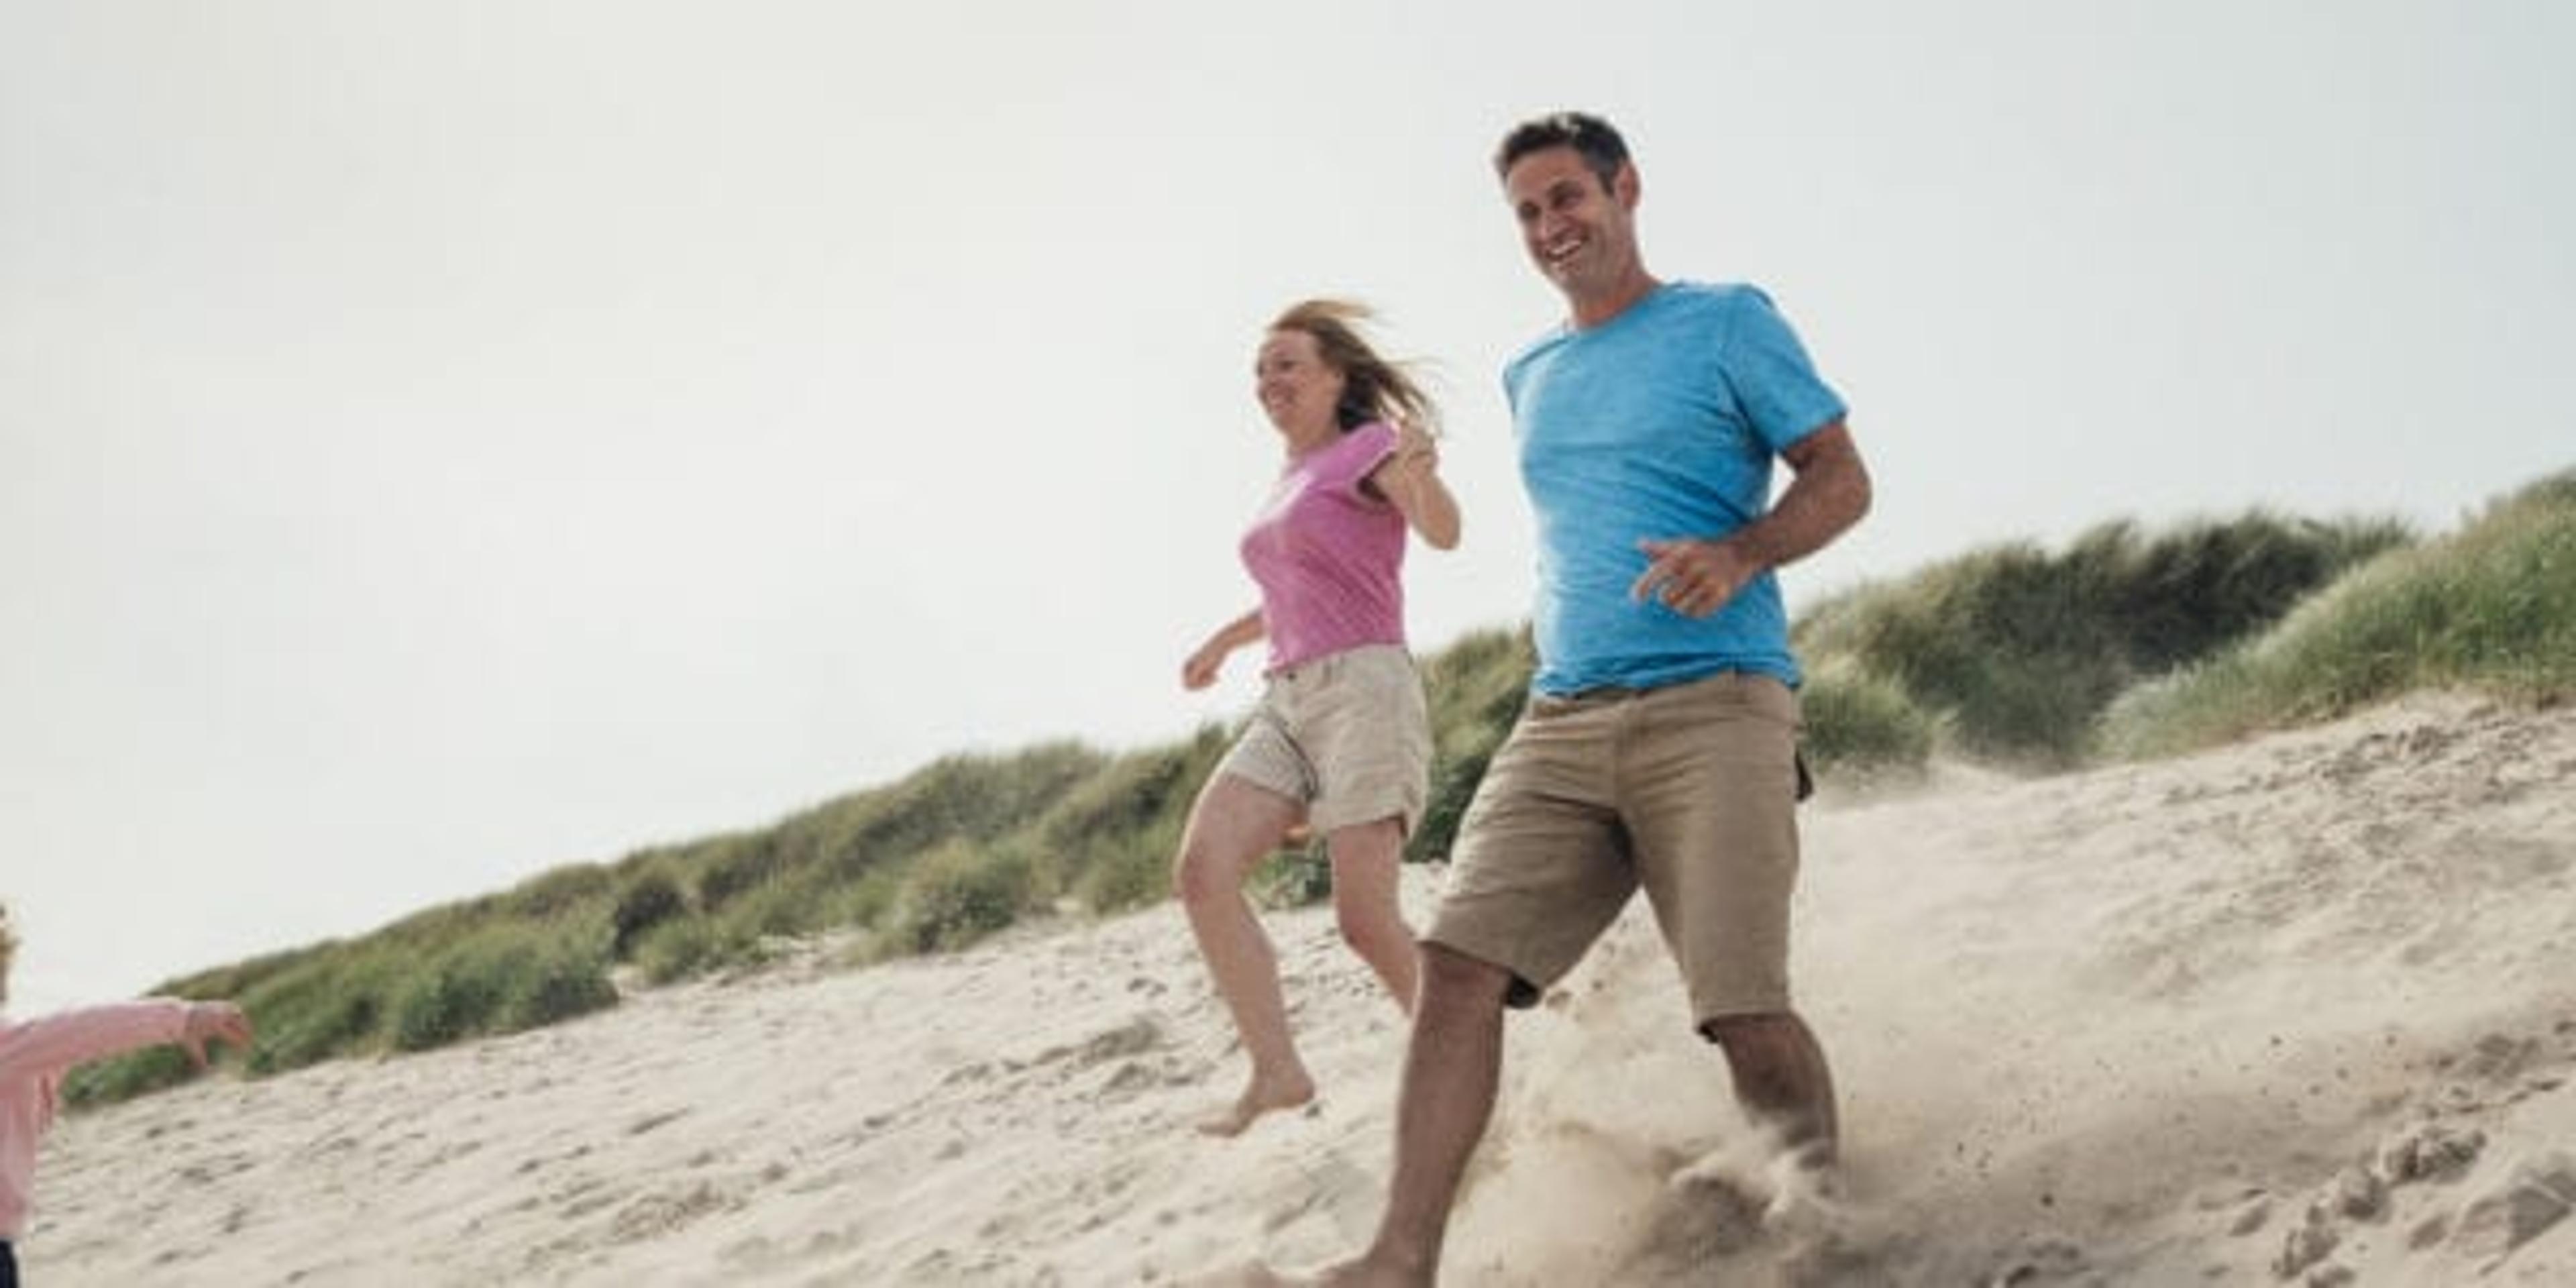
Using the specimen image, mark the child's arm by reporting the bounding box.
[0,1000,250,1081]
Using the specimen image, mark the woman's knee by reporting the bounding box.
[1171,838,1240,906]
[1334,896,1409,953]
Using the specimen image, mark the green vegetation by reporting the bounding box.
[1795,659,1939,776]
[1793,510,2412,767]
[1413,626,1535,861]
[62,470,2571,1110]
[388,922,617,1051]
[2104,470,2575,757]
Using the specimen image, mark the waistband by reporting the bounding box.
[1266,641,1412,684]
[1531,668,1786,713]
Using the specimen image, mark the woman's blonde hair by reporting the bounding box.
[1269,299,1441,436]
[0,900,15,1005]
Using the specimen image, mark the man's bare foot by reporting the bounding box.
[1758,1142,1846,1240]
[1258,1252,1430,1287]
[1195,1068,1317,1137]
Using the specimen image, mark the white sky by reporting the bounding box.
[6,1,2570,1013]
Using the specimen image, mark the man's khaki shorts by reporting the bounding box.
[1215,643,1430,837]
[1424,670,1804,1026]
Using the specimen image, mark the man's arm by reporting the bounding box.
[1729,420,1873,569]
[1632,420,1873,619]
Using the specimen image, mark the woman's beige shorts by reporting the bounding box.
[1424,671,1804,1026]
[1214,643,1431,837]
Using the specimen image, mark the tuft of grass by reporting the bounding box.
[389,923,617,1053]
[2104,470,2576,757]
[1796,661,1939,778]
[58,1041,201,1107]
[810,743,1107,886]
[239,951,403,1075]
[633,917,722,985]
[1070,814,1186,917]
[1794,511,2412,765]
[610,868,688,959]
[888,839,1034,954]
[1248,845,1334,909]
[1035,729,1228,915]
[1413,627,1534,863]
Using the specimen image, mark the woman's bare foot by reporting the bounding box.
[1195,1067,1317,1137]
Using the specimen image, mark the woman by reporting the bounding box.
[1176,299,1460,1137]
[1,903,253,1286]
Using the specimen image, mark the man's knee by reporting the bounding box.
[1418,942,1515,1009]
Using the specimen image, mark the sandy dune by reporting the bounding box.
[27,692,2576,1285]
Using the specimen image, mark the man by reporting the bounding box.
[1305,111,1872,1285]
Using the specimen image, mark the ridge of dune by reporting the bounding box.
[28,690,2576,1286]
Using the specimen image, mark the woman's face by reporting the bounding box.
[1254,328,1346,439]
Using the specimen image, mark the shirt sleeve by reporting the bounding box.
[0,1001,192,1082]
[1720,287,1847,453]
[1338,421,1401,499]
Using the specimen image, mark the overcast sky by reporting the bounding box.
[6,1,2569,1013]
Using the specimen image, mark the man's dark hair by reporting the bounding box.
[1493,111,1631,189]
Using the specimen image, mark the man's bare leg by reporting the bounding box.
[1700,1010,1839,1167]
[1303,943,1514,1285]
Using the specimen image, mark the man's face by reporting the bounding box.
[1503,145,1638,299]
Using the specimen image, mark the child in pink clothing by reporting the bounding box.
[0,902,253,1285]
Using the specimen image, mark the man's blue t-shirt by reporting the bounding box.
[1504,281,1846,695]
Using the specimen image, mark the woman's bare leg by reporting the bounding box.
[1175,773,1312,1136]
[1326,817,1419,1014]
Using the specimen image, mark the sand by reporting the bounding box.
[24,691,2576,1285]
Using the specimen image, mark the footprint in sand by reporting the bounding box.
[2450,1150,2576,1264]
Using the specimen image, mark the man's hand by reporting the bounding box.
[1631,421,1873,619]
[1632,536,1760,619]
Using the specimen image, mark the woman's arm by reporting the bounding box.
[1182,607,1267,690]
[1366,422,1461,550]
[0,1000,252,1082]
[0,1001,191,1081]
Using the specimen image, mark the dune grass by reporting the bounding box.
[2103,470,2575,758]
[1792,509,2413,767]
[60,470,2569,1109]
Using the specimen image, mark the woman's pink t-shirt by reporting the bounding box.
[1,1000,193,1238]
[1238,421,1407,674]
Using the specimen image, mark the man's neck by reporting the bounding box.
[1568,270,1661,329]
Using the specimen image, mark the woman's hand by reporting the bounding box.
[179,1001,254,1068]
[1183,609,1265,690]
[1387,420,1441,482]
[1371,421,1461,550]
[1182,641,1228,690]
